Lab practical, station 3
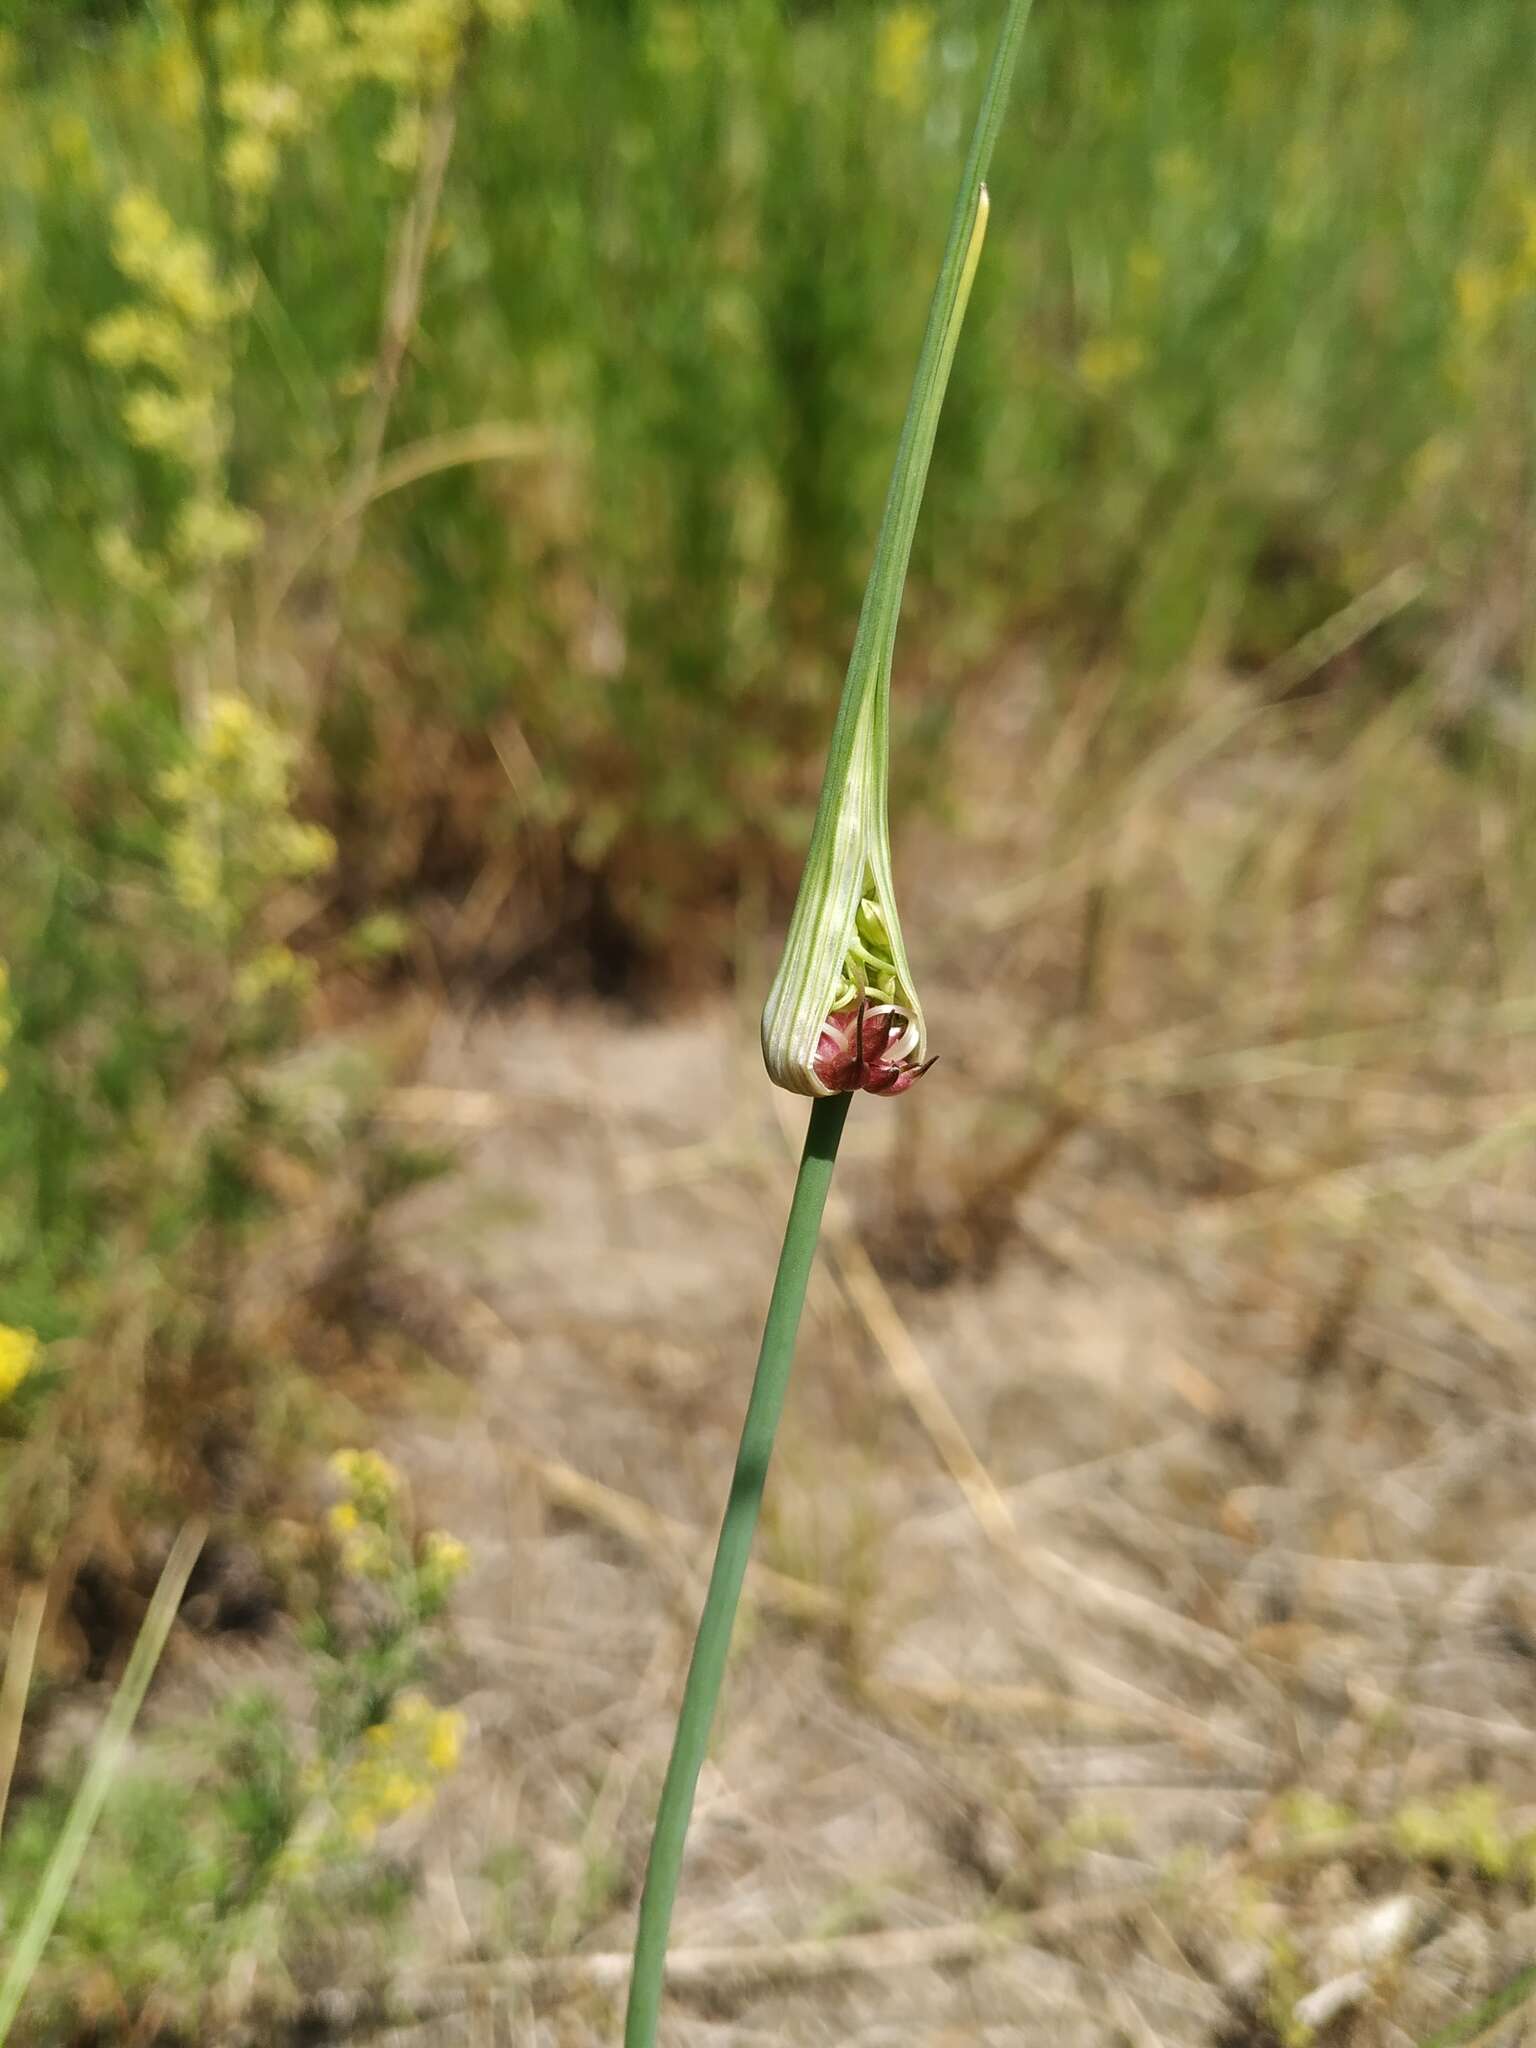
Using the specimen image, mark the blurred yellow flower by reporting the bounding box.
[152,240,232,329]
[284,0,342,62]
[95,189,263,602]
[167,833,221,913]
[1394,1786,1511,1880]
[378,1768,422,1816]
[874,5,932,112]
[111,190,176,269]
[97,525,165,598]
[347,0,467,95]
[0,1325,39,1403]
[121,386,225,467]
[1078,336,1144,393]
[223,76,304,139]
[420,1529,470,1584]
[172,493,263,568]
[88,306,191,379]
[160,694,334,926]
[1454,260,1504,339]
[427,1707,465,1774]
[220,75,303,213]
[271,819,337,877]
[335,1690,466,1844]
[206,693,260,761]
[111,193,237,328]
[223,129,280,200]
[378,105,424,175]
[234,945,316,1008]
[330,1445,402,1504]
[340,1526,393,1578]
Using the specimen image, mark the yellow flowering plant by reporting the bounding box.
[158,691,335,954]
[314,1443,472,1834]
[334,1691,466,1843]
[0,1495,470,2034]
[0,1324,39,1405]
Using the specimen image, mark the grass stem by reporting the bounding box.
[0,1522,205,2044]
[622,1091,851,2047]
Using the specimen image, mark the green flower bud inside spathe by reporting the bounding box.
[759,185,991,1104]
[760,689,931,1098]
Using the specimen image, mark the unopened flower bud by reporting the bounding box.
[760,690,931,1099]
[813,1000,932,1096]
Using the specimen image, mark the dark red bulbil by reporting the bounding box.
[812,1002,935,1097]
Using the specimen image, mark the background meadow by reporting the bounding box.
[6,1,1536,2041]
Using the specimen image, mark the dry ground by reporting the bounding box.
[304,653,1536,2045]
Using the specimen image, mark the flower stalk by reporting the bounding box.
[623,1090,850,2048]
[623,6,1035,2041]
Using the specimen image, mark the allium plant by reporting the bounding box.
[623,5,1036,2041]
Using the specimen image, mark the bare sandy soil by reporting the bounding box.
[281,652,1536,2046]
[347,963,1536,2046]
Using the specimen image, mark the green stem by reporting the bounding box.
[624,4,1034,2035]
[623,1092,851,2047]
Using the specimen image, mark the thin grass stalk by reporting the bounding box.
[327,53,471,608]
[0,1583,46,1843]
[297,29,476,716]
[623,5,1034,2039]
[0,1522,206,2044]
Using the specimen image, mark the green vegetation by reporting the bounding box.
[0,1451,467,2043]
[2,0,1536,2037]
[4,0,1536,951]
[8,0,1535,1576]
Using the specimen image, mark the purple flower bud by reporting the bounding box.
[812,1000,936,1098]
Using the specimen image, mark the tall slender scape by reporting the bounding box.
[623,8,1034,2041]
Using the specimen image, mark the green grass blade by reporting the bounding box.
[0,1585,47,1845]
[1416,1964,1536,2048]
[0,1521,206,2043]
